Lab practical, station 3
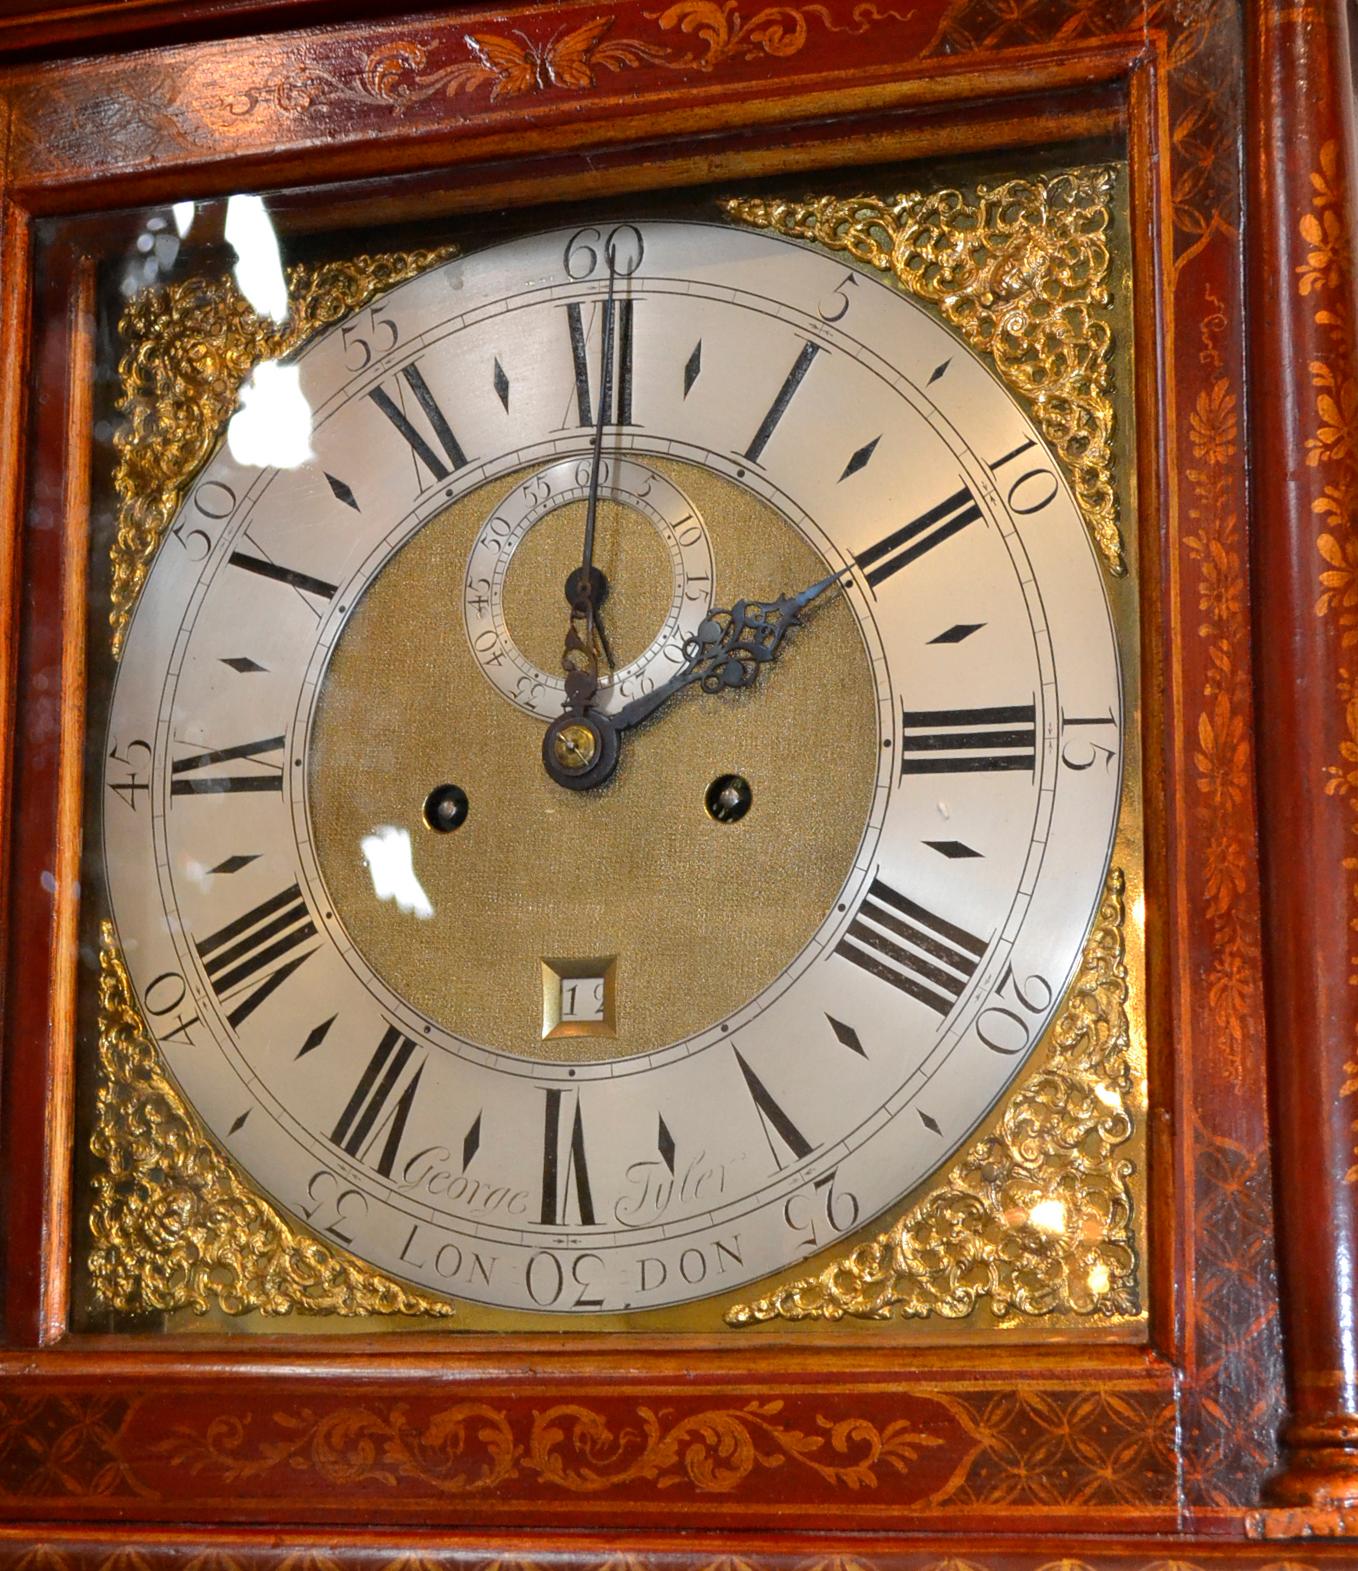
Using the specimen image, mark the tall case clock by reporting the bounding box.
[0,0,1354,1564]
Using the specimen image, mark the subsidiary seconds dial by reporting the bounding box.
[463,456,715,717]
[102,215,1123,1315]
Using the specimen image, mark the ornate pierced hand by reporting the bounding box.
[542,565,853,789]
[609,566,853,732]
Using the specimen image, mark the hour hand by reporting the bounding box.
[610,565,853,734]
[542,565,852,790]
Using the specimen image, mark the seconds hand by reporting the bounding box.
[576,258,618,664]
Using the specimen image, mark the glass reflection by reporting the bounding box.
[361,826,434,920]
[227,360,314,469]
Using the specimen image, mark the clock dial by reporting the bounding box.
[102,218,1122,1314]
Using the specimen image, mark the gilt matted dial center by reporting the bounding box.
[307,457,879,1063]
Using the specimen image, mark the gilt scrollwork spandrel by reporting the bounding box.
[723,166,1124,575]
[726,867,1136,1324]
[111,247,454,658]
[89,922,455,1317]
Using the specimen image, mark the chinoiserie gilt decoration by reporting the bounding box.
[110,246,455,659]
[1305,140,1358,1185]
[726,868,1135,1323]
[223,3,916,112]
[723,165,1124,575]
[91,922,455,1316]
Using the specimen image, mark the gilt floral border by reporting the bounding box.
[1303,140,1358,1182]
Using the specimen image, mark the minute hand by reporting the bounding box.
[609,566,853,734]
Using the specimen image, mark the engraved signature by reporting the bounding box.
[614,1152,729,1225]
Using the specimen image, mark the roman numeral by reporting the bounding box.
[171,735,285,796]
[734,1051,812,1165]
[743,340,821,462]
[563,298,635,428]
[330,1024,424,1178]
[835,879,985,1015]
[540,1089,595,1226]
[196,882,318,1028]
[855,484,982,587]
[228,551,338,602]
[369,362,468,482]
[900,703,1037,774]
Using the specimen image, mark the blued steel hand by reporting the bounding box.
[607,565,854,735]
[542,562,853,792]
[560,262,618,715]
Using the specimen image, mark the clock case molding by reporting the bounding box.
[0,0,1354,1563]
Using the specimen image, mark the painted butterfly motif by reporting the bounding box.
[452,18,669,100]
[347,5,913,111]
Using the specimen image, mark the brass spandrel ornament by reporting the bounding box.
[110,246,455,658]
[90,923,455,1318]
[725,868,1137,1325]
[722,165,1123,576]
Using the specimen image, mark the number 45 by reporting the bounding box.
[107,737,152,810]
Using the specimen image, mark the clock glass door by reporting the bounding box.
[66,162,1145,1333]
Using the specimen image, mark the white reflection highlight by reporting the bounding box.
[1029,1199,1067,1234]
[227,360,314,469]
[120,212,181,296]
[225,193,288,323]
[172,201,196,239]
[361,826,434,920]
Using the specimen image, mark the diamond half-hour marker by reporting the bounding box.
[927,358,950,385]
[209,853,259,875]
[839,435,880,481]
[826,1014,866,1056]
[657,1113,676,1174]
[463,1111,482,1171]
[924,840,982,860]
[928,622,985,645]
[325,472,359,511]
[228,1109,251,1135]
[683,340,702,398]
[221,655,267,673]
[296,1014,336,1059]
[493,357,510,412]
[918,1109,942,1135]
